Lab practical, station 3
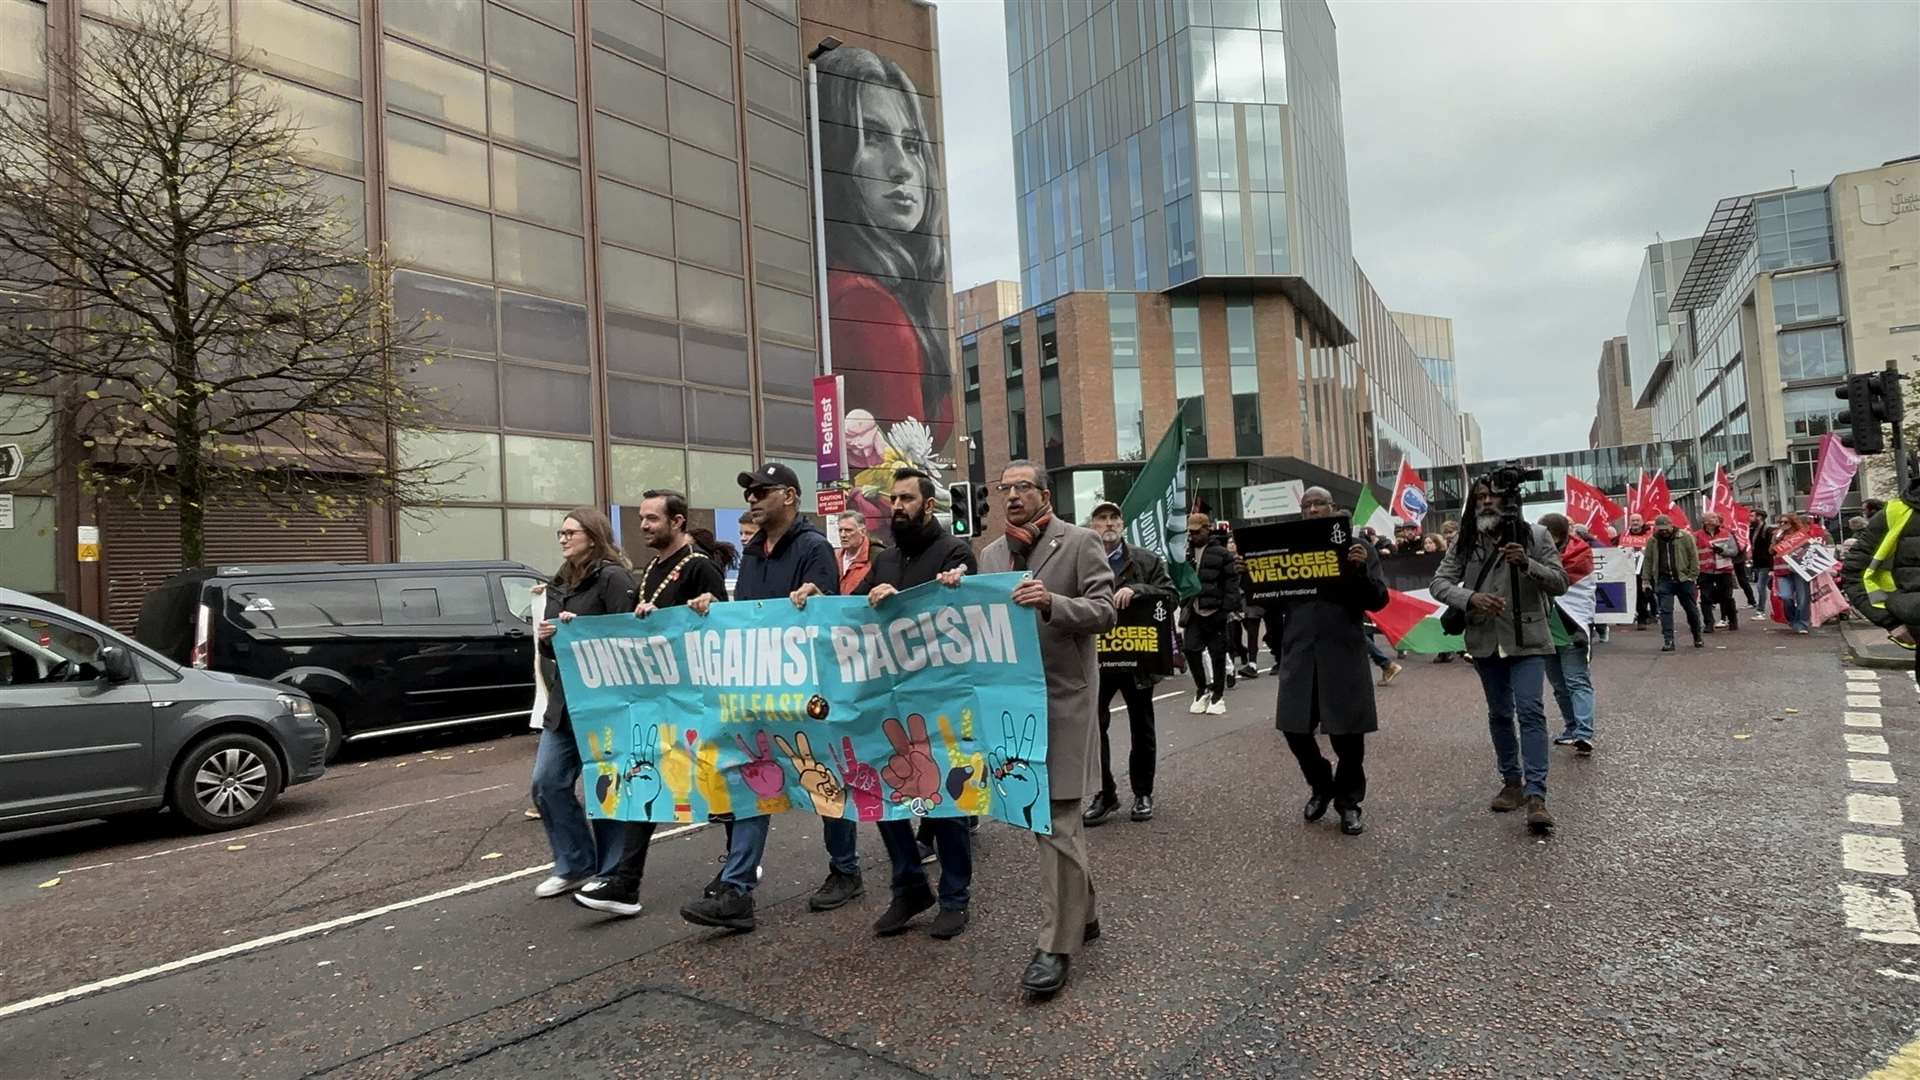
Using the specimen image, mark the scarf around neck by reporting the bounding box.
[1004,511,1055,568]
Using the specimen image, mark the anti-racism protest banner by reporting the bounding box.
[1237,516,1353,605]
[1096,597,1173,675]
[552,573,1055,833]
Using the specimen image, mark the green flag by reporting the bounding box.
[1353,484,1395,536]
[1119,418,1200,598]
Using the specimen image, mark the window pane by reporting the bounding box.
[499,290,588,366]
[504,434,594,502]
[307,170,366,246]
[235,0,360,95]
[255,77,364,175]
[490,76,580,161]
[486,4,576,94]
[494,217,586,299]
[407,352,500,425]
[671,81,739,157]
[398,428,502,501]
[495,0,573,31]
[674,201,742,272]
[749,170,808,236]
[751,227,811,293]
[688,388,752,448]
[683,327,750,389]
[753,284,812,345]
[505,508,571,571]
[667,18,734,101]
[385,38,488,132]
[594,112,670,190]
[611,442,687,502]
[387,113,490,206]
[687,448,753,508]
[746,112,804,181]
[400,506,504,561]
[492,145,584,229]
[1,0,48,95]
[389,192,493,279]
[502,363,593,434]
[672,141,740,214]
[758,339,813,398]
[591,47,667,129]
[600,244,676,318]
[228,580,381,629]
[665,0,729,40]
[1212,28,1262,101]
[597,177,674,254]
[604,309,681,379]
[394,270,496,354]
[677,264,745,332]
[742,57,801,126]
[762,396,811,453]
[740,0,797,70]
[608,377,685,441]
[385,0,483,62]
[591,0,665,67]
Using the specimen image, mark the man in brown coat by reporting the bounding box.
[947,459,1116,998]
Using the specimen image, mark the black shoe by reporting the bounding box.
[1020,950,1070,996]
[917,841,938,865]
[1573,738,1594,756]
[1693,637,1705,648]
[1082,791,1119,827]
[808,869,865,912]
[1552,735,1577,746]
[1433,652,1455,663]
[872,891,934,936]
[1339,807,1364,835]
[1661,641,1676,652]
[1703,625,1715,635]
[1226,673,1238,690]
[573,878,642,917]
[1083,919,1101,944]
[1130,794,1154,822]
[1304,792,1333,822]
[680,886,755,931]
[929,907,970,939]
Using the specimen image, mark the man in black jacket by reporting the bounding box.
[679,462,847,933]
[813,468,980,940]
[1182,512,1239,716]
[1083,500,1177,826]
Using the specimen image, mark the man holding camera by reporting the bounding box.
[1432,474,1569,835]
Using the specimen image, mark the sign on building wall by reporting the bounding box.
[1241,480,1304,519]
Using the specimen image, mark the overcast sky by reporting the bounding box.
[934,1,1920,459]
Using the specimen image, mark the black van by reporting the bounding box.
[136,562,547,761]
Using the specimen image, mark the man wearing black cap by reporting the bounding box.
[1081,499,1175,827]
[678,461,850,933]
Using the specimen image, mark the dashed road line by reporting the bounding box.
[1849,694,1884,709]
[1850,794,1905,828]
[1848,733,1894,755]
[1844,834,1911,876]
[1847,711,1886,728]
[1841,883,1920,944]
[1852,760,1900,785]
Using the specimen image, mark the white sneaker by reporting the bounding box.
[1206,699,1227,715]
[1189,695,1208,714]
[534,874,588,898]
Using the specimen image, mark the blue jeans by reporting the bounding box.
[1776,574,1811,631]
[1544,643,1595,742]
[1365,633,1394,670]
[1474,654,1549,797]
[719,814,859,893]
[877,817,972,910]
[531,725,627,880]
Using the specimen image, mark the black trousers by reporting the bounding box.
[1285,731,1366,810]
[601,820,659,890]
[1184,610,1229,700]
[1733,563,1757,606]
[1097,673,1157,798]
[1655,577,1704,643]
[1699,572,1738,628]
[1228,610,1263,666]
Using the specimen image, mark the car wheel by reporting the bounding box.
[315,703,345,763]
[171,732,284,832]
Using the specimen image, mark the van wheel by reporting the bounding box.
[315,703,345,763]
[171,732,284,832]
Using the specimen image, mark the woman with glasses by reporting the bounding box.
[529,508,638,901]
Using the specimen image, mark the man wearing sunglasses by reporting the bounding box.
[678,462,851,933]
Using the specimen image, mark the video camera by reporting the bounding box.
[1476,460,1544,547]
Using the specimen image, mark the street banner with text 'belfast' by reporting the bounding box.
[553,574,1054,833]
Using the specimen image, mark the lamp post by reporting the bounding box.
[805,36,841,379]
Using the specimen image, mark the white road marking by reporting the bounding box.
[59,784,515,874]
[1844,834,1911,876]
[1841,883,1920,945]
[1879,967,1920,984]
[1850,682,1882,695]
[1850,794,1905,828]
[1849,734,1893,755]
[1849,695,1884,709]
[1852,760,1900,785]
[2,822,707,1019]
[1846,668,1878,680]
[1847,711,1886,729]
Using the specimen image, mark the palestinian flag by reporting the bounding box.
[1354,484,1395,537]
[1372,588,1465,654]
[1549,534,1597,649]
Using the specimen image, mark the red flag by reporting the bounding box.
[1564,475,1623,545]
[1625,469,1646,520]
[1389,457,1430,526]
[1643,470,1691,531]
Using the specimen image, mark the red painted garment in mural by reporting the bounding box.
[828,269,954,450]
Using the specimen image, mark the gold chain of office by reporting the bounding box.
[640,549,707,607]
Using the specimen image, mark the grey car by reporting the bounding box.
[0,587,328,833]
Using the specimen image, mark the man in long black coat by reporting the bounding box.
[1272,486,1391,836]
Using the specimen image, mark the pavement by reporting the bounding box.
[1842,618,1917,671]
[3,614,1920,1079]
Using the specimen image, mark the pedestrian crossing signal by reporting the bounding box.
[948,482,974,536]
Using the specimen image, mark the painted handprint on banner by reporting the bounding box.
[881,714,942,806]
[659,723,695,822]
[774,732,846,818]
[835,737,887,821]
[989,711,1043,829]
[937,712,989,816]
[622,722,663,817]
[735,731,793,814]
[586,726,622,816]
[695,741,733,817]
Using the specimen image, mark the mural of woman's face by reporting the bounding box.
[852,83,925,234]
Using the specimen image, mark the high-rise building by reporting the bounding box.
[954,279,1022,337]
[969,0,1461,520]
[0,0,954,621]
[1590,335,1652,448]
[1390,311,1457,410]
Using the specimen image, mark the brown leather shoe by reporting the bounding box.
[1489,782,1525,812]
[1526,795,1555,834]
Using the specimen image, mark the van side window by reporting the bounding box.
[227,581,381,630]
[0,612,107,685]
[377,576,492,625]
[499,576,544,623]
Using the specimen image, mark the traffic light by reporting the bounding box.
[1835,372,1901,455]
[973,483,992,530]
[948,483,974,536]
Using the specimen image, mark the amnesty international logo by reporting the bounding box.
[1329,522,1347,546]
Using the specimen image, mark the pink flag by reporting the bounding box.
[1808,432,1861,519]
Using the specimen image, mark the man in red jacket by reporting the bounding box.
[1540,514,1597,755]
[1694,512,1741,633]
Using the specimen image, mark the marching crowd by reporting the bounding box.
[514,459,1858,1000]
